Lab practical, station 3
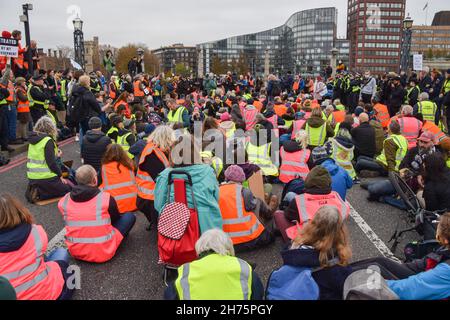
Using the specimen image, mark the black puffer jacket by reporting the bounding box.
[70,86,101,121]
[424,170,450,212]
[81,130,111,172]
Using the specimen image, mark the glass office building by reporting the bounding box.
[197,7,347,77]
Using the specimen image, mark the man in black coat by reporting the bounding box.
[81,117,111,173]
[351,113,376,160]
[387,76,406,117]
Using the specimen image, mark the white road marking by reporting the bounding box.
[46,228,67,255]
[348,203,402,263]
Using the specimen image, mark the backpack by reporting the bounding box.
[67,88,86,124]
[266,265,320,300]
[280,177,305,210]
[272,81,282,97]
[157,171,200,267]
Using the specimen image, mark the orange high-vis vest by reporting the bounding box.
[274,104,287,117]
[58,192,124,263]
[332,110,346,123]
[423,121,446,144]
[293,81,300,91]
[0,81,14,102]
[136,143,170,201]
[109,82,117,100]
[100,162,138,214]
[0,225,65,300]
[253,100,263,112]
[114,101,131,118]
[398,117,423,149]
[15,87,30,113]
[244,107,258,131]
[374,103,390,128]
[133,80,145,97]
[279,147,310,183]
[291,120,306,139]
[286,192,350,240]
[218,183,265,245]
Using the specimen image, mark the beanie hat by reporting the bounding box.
[123,118,135,129]
[224,165,246,183]
[88,117,102,130]
[305,166,332,190]
[312,146,331,164]
[354,106,364,117]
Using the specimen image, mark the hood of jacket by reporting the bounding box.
[0,223,32,253]
[333,136,354,150]
[85,130,107,143]
[282,140,302,153]
[321,159,340,176]
[281,246,322,268]
[307,116,325,128]
[28,131,51,145]
[69,185,100,203]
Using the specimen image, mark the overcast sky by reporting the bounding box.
[1,0,448,50]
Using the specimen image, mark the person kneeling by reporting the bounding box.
[57,165,136,263]
[219,165,277,253]
[164,229,264,300]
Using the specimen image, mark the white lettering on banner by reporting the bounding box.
[0,37,18,58]
[413,54,423,71]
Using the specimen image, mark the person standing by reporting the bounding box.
[28,74,51,125]
[388,76,406,117]
[360,71,377,104]
[0,59,14,152]
[103,50,115,80]
[14,77,31,143]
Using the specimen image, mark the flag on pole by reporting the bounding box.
[70,59,82,70]
[423,3,428,10]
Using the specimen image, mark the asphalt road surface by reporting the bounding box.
[0,139,418,300]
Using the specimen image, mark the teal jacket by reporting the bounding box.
[155,164,223,234]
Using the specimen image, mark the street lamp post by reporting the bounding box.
[400,14,414,74]
[73,17,85,70]
[330,48,339,78]
[20,4,33,76]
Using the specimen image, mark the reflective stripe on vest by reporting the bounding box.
[306,123,326,146]
[246,142,278,176]
[279,148,310,183]
[117,132,134,159]
[1,226,51,294]
[167,106,186,123]
[175,254,252,300]
[398,117,421,148]
[27,136,58,180]
[100,163,137,213]
[15,87,30,113]
[61,193,111,228]
[376,134,408,171]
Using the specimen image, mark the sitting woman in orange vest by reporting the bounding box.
[0,194,74,300]
[274,166,350,243]
[114,92,132,119]
[279,130,312,184]
[277,206,352,300]
[57,165,136,263]
[219,165,277,253]
[100,144,138,214]
[136,126,175,229]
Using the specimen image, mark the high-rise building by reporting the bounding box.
[197,8,348,77]
[152,44,197,75]
[347,0,406,74]
[432,11,450,26]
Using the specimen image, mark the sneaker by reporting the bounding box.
[353,177,361,185]
[75,134,80,142]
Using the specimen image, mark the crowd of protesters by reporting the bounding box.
[1,28,450,300]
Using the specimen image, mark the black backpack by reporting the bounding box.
[67,91,85,124]
[272,81,282,97]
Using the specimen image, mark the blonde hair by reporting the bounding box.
[311,107,323,118]
[148,125,176,152]
[79,75,90,88]
[292,206,352,267]
[33,116,57,140]
[195,229,235,256]
[0,194,34,229]
[294,130,309,149]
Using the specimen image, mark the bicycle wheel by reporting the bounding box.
[388,171,421,214]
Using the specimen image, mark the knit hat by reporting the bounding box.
[144,123,156,135]
[220,112,231,122]
[312,146,331,164]
[417,131,434,144]
[224,165,246,183]
[305,166,332,190]
[354,106,364,117]
[123,118,135,129]
[88,117,102,130]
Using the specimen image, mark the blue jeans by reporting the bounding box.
[355,156,386,174]
[367,179,396,201]
[6,105,17,141]
[45,248,74,300]
[46,248,70,264]
[78,119,90,149]
[112,213,136,237]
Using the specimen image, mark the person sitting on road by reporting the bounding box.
[218,165,277,253]
[26,116,73,203]
[273,206,353,300]
[136,126,175,229]
[57,165,136,263]
[351,212,450,300]
[99,144,138,214]
[279,130,312,184]
[164,229,264,300]
[117,118,137,159]
[311,146,353,201]
[274,166,349,243]
[305,107,334,149]
[326,127,357,183]
[106,114,122,143]
[155,134,223,235]
[351,113,376,162]
[0,194,74,300]
[81,116,112,173]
